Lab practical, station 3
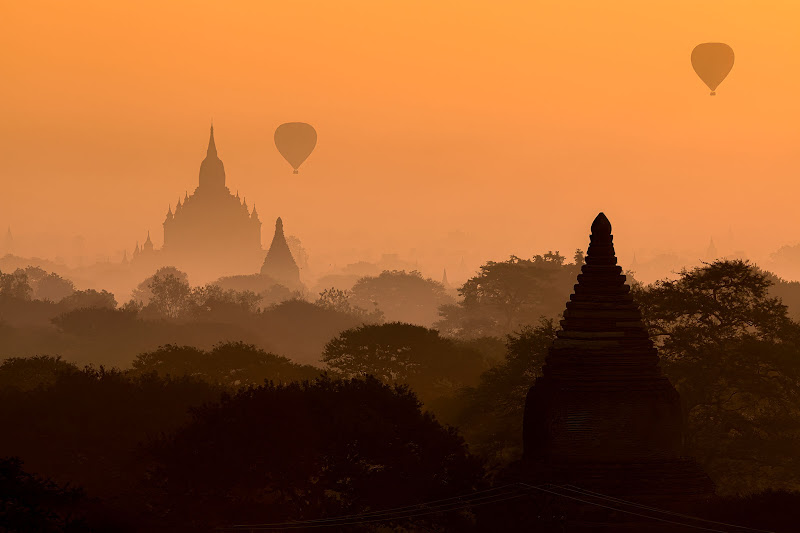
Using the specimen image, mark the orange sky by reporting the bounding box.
[2,1,799,281]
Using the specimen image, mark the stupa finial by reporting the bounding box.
[591,212,612,237]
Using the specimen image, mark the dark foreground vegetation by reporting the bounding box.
[2,257,800,531]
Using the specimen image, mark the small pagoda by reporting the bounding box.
[522,213,714,507]
[260,217,301,289]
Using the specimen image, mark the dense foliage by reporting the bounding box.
[635,260,800,495]
[349,270,454,327]
[435,251,582,338]
[147,377,484,531]
[322,322,491,402]
[2,258,800,530]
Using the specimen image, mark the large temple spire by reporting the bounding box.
[207,123,217,157]
[198,123,226,191]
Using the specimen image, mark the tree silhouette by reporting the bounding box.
[445,320,556,468]
[0,457,90,532]
[130,267,189,306]
[0,269,32,300]
[147,376,484,531]
[21,267,75,302]
[191,284,261,317]
[58,289,117,312]
[436,252,580,338]
[0,367,222,505]
[146,273,195,320]
[131,342,319,388]
[322,322,488,402]
[350,270,454,327]
[0,355,79,392]
[315,287,383,322]
[635,260,800,494]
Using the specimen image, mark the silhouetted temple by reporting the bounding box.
[261,217,300,289]
[162,125,262,265]
[522,213,713,509]
[129,126,265,278]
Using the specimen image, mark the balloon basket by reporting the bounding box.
[293,170,299,174]
[710,91,716,96]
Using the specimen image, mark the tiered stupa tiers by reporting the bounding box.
[522,212,713,506]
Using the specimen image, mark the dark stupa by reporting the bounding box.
[260,217,301,289]
[522,213,713,507]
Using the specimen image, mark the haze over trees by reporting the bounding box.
[347,270,454,326]
[322,322,491,403]
[3,256,800,530]
[436,251,583,338]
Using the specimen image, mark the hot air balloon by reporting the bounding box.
[274,123,317,174]
[691,43,735,96]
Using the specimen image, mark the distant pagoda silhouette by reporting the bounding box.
[2,227,13,255]
[261,217,300,289]
[522,213,713,507]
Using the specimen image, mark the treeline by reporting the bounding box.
[3,257,800,530]
[0,359,482,532]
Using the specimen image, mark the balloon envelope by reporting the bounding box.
[274,123,317,173]
[691,43,735,95]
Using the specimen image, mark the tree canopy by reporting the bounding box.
[147,376,484,531]
[635,260,800,494]
[350,270,454,327]
[436,251,582,338]
[131,342,320,388]
[322,322,489,402]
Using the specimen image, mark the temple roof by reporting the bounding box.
[542,212,665,386]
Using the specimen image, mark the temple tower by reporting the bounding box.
[522,213,713,506]
[149,125,264,279]
[142,231,154,253]
[260,217,300,288]
[198,124,226,191]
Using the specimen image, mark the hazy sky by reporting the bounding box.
[2,1,798,276]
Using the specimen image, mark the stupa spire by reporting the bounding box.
[521,212,713,505]
[541,211,657,383]
[198,124,225,190]
[207,123,217,157]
